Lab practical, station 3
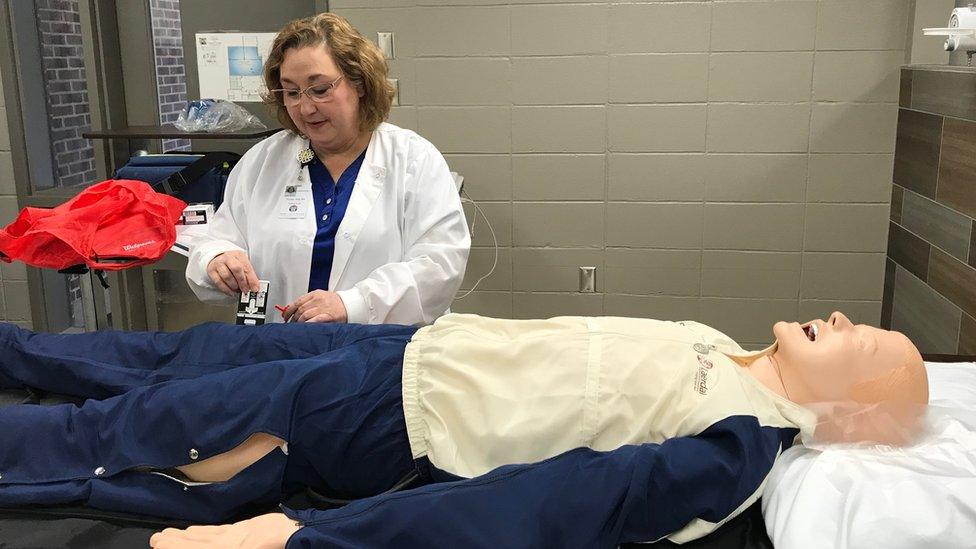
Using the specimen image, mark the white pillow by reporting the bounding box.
[762,363,976,549]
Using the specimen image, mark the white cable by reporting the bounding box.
[454,188,498,300]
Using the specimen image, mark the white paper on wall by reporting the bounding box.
[195,32,277,102]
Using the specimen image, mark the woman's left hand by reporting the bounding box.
[281,290,348,323]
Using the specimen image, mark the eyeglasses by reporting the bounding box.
[270,76,343,106]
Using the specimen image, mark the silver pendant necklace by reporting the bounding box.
[297,144,314,181]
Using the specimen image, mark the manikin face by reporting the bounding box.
[279,45,363,153]
[770,311,928,444]
[771,312,926,406]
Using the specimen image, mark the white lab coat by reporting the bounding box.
[186,123,470,325]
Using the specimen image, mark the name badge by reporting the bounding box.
[278,191,310,219]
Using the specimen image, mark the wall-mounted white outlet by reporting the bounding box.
[377,32,395,59]
[579,266,597,293]
[389,78,399,106]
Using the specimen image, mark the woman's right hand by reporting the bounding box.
[206,251,261,296]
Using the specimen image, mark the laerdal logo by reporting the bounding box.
[694,354,714,395]
[122,240,157,252]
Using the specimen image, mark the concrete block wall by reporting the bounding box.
[333,0,909,347]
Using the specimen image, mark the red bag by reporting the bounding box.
[0,179,187,271]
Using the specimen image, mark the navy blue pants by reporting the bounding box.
[0,321,419,522]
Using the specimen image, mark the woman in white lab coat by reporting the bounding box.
[186,13,469,326]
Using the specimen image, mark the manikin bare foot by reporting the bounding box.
[149,512,300,549]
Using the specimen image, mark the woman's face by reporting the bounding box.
[278,45,363,154]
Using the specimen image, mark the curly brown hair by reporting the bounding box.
[262,13,395,134]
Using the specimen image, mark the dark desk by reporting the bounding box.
[83,125,281,140]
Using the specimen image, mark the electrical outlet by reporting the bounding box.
[377,32,395,59]
[389,78,399,106]
[579,266,596,293]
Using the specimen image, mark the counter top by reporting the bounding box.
[904,64,976,74]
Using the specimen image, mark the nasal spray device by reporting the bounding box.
[237,280,270,325]
[924,5,976,65]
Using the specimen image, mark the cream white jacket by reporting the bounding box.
[402,314,816,542]
[186,124,470,325]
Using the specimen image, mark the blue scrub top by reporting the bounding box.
[307,150,366,292]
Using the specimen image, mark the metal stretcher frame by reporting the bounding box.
[0,491,770,549]
[0,502,770,549]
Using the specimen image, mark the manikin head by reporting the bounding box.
[768,312,928,444]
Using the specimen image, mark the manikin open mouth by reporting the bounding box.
[802,323,819,342]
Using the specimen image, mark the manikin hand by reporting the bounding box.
[149,512,300,549]
[281,289,348,323]
[207,251,261,296]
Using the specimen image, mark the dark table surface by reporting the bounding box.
[83,125,281,140]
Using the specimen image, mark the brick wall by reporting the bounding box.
[150,0,189,152]
[36,0,95,187]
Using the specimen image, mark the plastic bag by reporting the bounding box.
[174,99,267,132]
[0,179,186,271]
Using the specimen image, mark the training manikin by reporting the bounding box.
[0,311,927,549]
